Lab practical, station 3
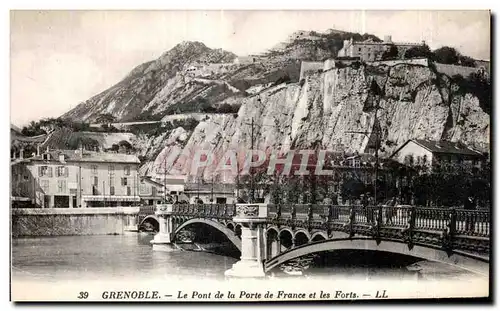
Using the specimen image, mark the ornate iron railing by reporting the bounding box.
[151,203,490,254]
[169,203,236,219]
[266,204,490,254]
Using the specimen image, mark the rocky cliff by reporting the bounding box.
[146,62,489,181]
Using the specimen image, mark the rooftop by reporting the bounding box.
[30,149,140,164]
[392,139,485,157]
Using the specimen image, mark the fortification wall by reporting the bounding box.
[435,63,481,78]
[368,58,429,67]
[299,61,324,80]
[161,113,232,123]
[185,63,236,78]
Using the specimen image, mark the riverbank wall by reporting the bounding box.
[11,208,134,237]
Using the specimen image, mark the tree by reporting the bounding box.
[341,177,366,201]
[404,44,433,59]
[381,45,399,60]
[433,46,460,64]
[409,160,490,207]
[458,55,476,67]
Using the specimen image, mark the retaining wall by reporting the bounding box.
[11,208,128,237]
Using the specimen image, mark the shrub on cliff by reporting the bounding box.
[432,46,477,67]
[216,103,239,113]
[433,46,460,64]
[381,45,399,60]
[451,71,491,114]
[404,44,433,59]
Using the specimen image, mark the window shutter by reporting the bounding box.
[65,167,69,177]
[48,167,53,177]
[38,166,42,177]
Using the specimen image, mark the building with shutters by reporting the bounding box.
[337,35,425,62]
[11,147,141,208]
[390,139,486,170]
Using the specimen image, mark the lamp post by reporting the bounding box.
[345,104,382,204]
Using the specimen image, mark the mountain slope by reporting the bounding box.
[62,41,237,122]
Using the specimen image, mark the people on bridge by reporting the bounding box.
[362,193,375,224]
[464,194,477,232]
[384,197,398,225]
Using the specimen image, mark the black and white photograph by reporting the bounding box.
[9,9,491,302]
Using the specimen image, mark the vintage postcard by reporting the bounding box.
[10,9,491,302]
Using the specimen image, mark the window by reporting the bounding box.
[124,166,130,176]
[109,176,114,186]
[127,187,131,196]
[93,176,98,186]
[121,178,128,186]
[39,166,52,177]
[139,183,148,195]
[56,166,68,177]
[91,165,98,174]
[41,180,49,193]
[108,165,115,175]
[57,180,67,193]
[110,186,115,195]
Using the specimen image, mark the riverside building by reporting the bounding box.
[11,147,141,208]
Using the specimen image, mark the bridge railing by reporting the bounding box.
[455,208,490,237]
[161,203,490,246]
[169,203,236,219]
[414,207,449,231]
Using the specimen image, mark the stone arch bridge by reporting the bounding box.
[135,203,490,278]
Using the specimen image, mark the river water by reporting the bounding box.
[11,234,481,284]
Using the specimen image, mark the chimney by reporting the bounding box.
[59,154,65,163]
[46,146,49,153]
[36,145,40,156]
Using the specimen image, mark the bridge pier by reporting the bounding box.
[268,236,280,258]
[121,206,140,233]
[150,204,177,251]
[225,204,268,278]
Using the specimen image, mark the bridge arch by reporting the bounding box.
[266,226,279,237]
[279,228,294,249]
[139,215,159,231]
[265,238,489,276]
[174,218,241,252]
[226,222,236,231]
[311,231,328,241]
[294,230,310,247]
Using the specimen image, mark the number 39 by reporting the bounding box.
[77,292,89,299]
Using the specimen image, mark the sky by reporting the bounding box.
[10,10,491,127]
